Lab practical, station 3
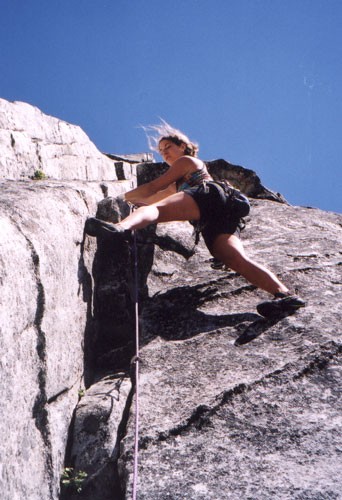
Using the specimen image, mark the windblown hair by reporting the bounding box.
[142,119,199,157]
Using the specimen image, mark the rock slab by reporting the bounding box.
[0,98,133,500]
[1,98,341,500]
[118,202,342,499]
[0,98,123,181]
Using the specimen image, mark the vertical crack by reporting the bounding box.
[24,234,54,499]
[32,138,43,170]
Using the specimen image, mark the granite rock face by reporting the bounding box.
[115,203,342,499]
[0,99,132,500]
[0,98,119,181]
[73,200,341,498]
[1,98,341,500]
[0,179,132,500]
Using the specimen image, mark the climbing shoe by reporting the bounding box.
[209,258,225,270]
[256,293,306,318]
[85,217,131,240]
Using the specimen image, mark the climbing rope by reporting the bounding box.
[129,206,140,500]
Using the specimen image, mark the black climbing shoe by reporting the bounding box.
[85,217,131,240]
[209,258,225,270]
[256,293,306,318]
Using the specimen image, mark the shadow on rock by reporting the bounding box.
[78,235,96,387]
[140,283,260,343]
[234,311,296,346]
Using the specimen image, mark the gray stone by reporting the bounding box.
[0,97,133,499]
[135,159,286,202]
[0,179,122,500]
[118,202,342,499]
[61,375,131,500]
[206,159,287,202]
[0,98,125,181]
[1,97,341,500]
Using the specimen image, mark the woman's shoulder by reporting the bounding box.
[172,155,203,170]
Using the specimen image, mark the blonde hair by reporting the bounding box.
[142,119,199,157]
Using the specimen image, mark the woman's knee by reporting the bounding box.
[211,235,249,271]
[224,251,250,272]
[136,205,160,223]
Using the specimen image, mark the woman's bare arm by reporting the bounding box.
[133,183,177,206]
[124,156,195,205]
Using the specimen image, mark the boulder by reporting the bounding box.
[62,375,132,500]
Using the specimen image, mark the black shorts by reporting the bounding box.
[183,181,250,249]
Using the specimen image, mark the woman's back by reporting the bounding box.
[176,159,212,191]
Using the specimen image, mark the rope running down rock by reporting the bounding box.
[130,206,140,500]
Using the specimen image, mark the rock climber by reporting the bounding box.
[85,120,305,318]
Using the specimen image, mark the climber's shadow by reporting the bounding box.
[139,283,260,344]
[234,314,290,346]
[140,282,294,346]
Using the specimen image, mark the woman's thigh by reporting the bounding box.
[153,192,201,223]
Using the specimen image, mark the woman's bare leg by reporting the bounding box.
[119,192,201,230]
[211,233,289,296]
[104,193,288,296]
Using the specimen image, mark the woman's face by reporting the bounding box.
[158,139,186,165]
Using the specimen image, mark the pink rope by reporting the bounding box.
[132,227,140,500]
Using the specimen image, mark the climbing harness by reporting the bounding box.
[190,180,250,246]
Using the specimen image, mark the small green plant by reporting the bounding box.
[78,388,85,399]
[31,169,46,180]
[61,467,88,494]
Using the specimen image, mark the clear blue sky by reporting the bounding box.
[1,0,341,212]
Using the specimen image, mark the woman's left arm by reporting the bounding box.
[133,183,177,205]
[124,157,192,205]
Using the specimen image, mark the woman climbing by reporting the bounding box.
[85,121,305,318]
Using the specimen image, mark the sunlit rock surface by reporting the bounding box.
[0,98,341,500]
[0,98,118,181]
[0,99,131,500]
[118,202,342,500]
